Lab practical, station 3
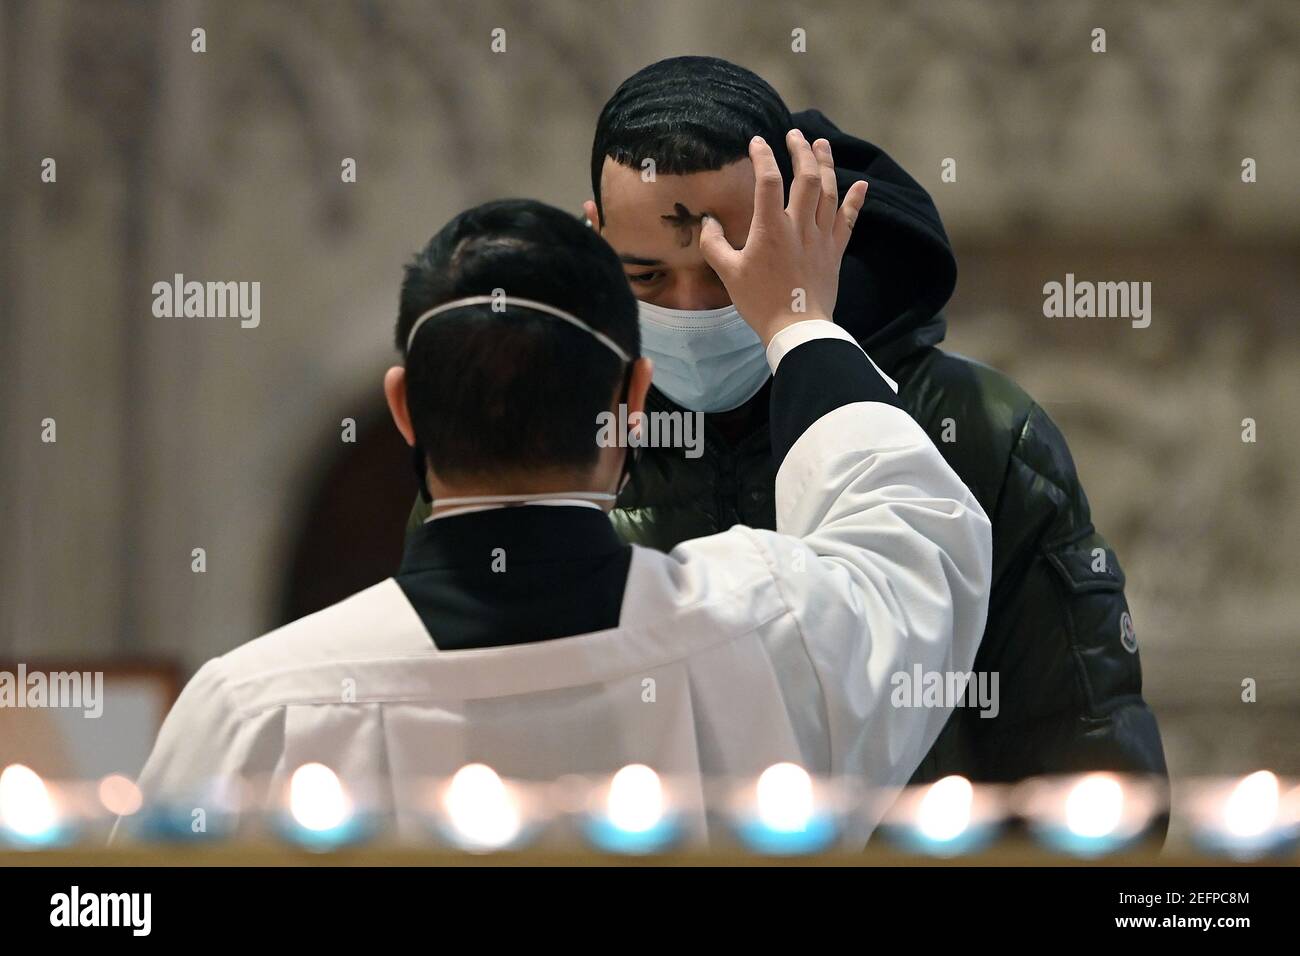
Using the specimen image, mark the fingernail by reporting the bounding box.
[751,135,765,145]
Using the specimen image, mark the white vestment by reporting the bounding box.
[129,324,992,845]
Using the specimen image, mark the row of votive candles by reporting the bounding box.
[1,762,1296,858]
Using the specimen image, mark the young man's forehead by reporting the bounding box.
[598,156,755,251]
[599,156,754,212]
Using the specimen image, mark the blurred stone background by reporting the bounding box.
[2,0,1297,783]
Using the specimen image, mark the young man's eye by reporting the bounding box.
[626,271,663,285]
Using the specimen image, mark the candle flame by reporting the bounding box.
[445,764,521,849]
[1223,770,1279,838]
[288,763,352,832]
[97,774,143,817]
[0,764,58,837]
[1065,773,1125,838]
[755,763,814,832]
[917,775,973,841]
[606,764,664,833]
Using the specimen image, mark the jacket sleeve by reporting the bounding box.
[742,325,993,787]
[955,402,1168,781]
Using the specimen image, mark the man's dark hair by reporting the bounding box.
[395,199,639,483]
[590,56,794,223]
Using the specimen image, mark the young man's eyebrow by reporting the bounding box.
[618,254,663,266]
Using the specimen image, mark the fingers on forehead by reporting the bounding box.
[788,129,816,169]
[749,136,780,177]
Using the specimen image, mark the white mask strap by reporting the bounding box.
[424,491,619,522]
[406,295,632,363]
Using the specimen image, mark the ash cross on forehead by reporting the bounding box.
[661,202,707,248]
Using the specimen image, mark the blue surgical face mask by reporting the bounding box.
[637,301,770,413]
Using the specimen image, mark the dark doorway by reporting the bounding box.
[277,397,415,626]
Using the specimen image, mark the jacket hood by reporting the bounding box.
[793,109,954,372]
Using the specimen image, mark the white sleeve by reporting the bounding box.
[765,318,899,392]
[755,331,992,788]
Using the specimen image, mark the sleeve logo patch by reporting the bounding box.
[1119,611,1138,654]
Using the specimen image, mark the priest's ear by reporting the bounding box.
[626,356,654,419]
[383,366,416,447]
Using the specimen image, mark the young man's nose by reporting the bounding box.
[660,274,732,311]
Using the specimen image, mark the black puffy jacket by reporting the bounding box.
[409,109,1168,786]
